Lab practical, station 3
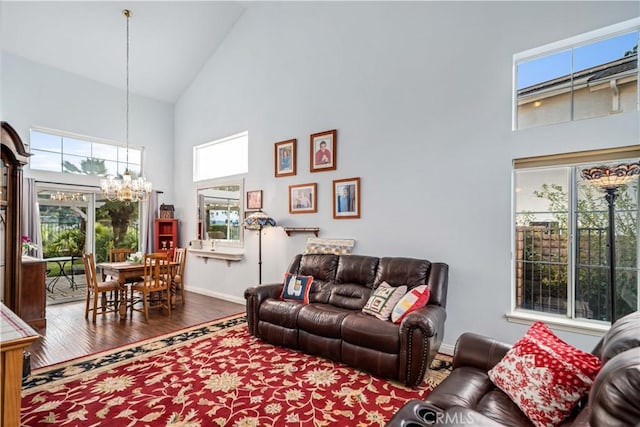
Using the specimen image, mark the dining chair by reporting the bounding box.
[82,253,120,323]
[109,247,134,262]
[172,248,187,306]
[129,252,172,321]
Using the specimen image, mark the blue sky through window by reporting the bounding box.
[518,31,638,90]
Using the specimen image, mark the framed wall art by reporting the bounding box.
[289,183,317,214]
[310,129,337,172]
[333,177,360,219]
[246,190,263,211]
[274,139,296,177]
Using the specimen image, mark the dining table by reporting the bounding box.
[97,261,178,317]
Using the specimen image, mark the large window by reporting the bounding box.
[29,129,143,177]
[514,19,638,130]
[193,131,248,182]
[513,148,639,324]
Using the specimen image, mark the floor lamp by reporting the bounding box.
[243,211,276,284]
[581,162,640,323]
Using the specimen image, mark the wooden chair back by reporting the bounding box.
[109,248,133,262]
[142,252,171,291]
[82,253,120,322]
[173,248,187,304]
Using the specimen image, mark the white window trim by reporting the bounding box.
[512,17,640,130]
[193,131,248,182]
[509,146,640,334]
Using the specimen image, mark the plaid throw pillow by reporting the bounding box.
[362,282,407,321]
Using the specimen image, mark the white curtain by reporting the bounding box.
[22,178,43,258]
[140,191,159,253]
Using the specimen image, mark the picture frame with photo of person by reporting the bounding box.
[310,129,337,172]
[333,177,360,219]
[274,139,296,177]
[289,183,317,214]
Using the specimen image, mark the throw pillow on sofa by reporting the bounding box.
[362,282,407,321]
[390,285,430,323]
[280,273,314,303]
[487,321,601,427]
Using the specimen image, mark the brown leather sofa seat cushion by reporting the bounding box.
[298,304,352,338]
[258,299,304,329]
[341,312,400,354]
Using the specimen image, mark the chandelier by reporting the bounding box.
[100,9,152,203]
[50,191,87,202]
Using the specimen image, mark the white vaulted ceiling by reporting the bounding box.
[1,1,246,103]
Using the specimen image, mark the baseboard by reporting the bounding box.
[439,343,455,356]
[187,287,245,306]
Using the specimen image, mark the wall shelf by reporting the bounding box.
[188,248,243,266]
[282,227,320,237]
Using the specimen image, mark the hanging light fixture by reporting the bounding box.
[100,9,152,203]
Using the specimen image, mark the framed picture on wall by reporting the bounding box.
[246,190,263,211]
[274,139,296,177]
[289,183,317,214]
[333,177,360,219]
[310,129,337,172]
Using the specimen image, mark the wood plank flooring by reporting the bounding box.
[27,291,245,369]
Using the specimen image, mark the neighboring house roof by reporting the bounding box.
[518,54,638,98]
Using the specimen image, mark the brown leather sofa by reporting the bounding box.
[387,311,640,426]
[244,253,449,387]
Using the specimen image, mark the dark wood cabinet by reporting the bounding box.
[155,218,179,256]
[20,256,47,329]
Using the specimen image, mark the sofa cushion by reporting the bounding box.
[298,254,339,303]
[280,273,313,303]
[487,322,601,427]
[298,304,352,338]
[391,285,430,323]
[374,257,430,288]
[335,255,378,287]
[258,299,305,329]
[362,282,406,321]
[328,283,371,310]
[342,311,400,354]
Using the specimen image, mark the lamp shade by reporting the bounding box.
[580,163,640,190]
[243,211,277,230]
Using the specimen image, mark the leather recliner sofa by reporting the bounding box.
[244,253,449,387]
[387,311,640,426]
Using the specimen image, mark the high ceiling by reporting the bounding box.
[1,1,246,103]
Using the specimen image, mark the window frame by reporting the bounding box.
[509,146,640,335]
[28,127,145,177]
[193,131,248,182]
[512,18,639,130]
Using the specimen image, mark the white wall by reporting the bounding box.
[175,1,639,350]
[1,52,175,199]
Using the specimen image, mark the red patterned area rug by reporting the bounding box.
[21,314,452,426]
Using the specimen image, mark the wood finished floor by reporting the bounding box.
[28,291,245,369]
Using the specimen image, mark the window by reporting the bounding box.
[29,129,143,177]
[513,147,639,324]
[514,19,638,130]
[193,131,248,182]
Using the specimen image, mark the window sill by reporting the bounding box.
[506,311,610,337]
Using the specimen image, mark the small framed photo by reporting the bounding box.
[246,190,263,211]
[333,177,360,219]
[289,183,317,214]
[274,139,296,177]
[310,129,337,172]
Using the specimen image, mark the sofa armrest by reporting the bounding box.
[452,332,511,371]
[399,304,446,387]
[400,304,446,337]
[244,283,283,336]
